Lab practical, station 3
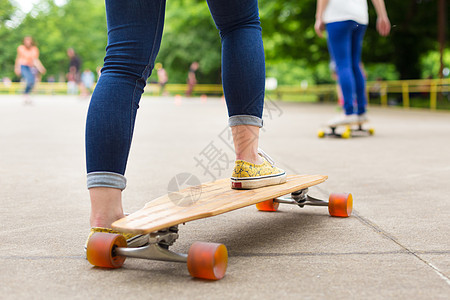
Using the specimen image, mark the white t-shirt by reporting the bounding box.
[323,0,369,25]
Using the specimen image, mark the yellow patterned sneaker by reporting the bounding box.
[84,227,149,252]
[231,148,287,189]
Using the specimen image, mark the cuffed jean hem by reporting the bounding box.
[228,115,263,128]
[87,171,127,190]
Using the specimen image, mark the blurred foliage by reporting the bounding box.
[421,49,450,79]
[259,0,449,80]
[366,0,446,79]
[0,0,448,84]
[0,0,16,75]
[364,63,399,81]
[150,0,221,84]
[0,0,106,82]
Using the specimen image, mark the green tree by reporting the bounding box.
[259,0,449,80]
[153,0,221,84]
[1,0,106,81]
[365,0,447,79]
[0,0,16,78]
[1,0,448,83]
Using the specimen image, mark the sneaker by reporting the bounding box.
[231,148,287,189]
[84,227,149,252]
[358,113,368,123]
[327,114,359,127]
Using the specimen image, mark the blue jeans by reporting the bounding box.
[326,21,367,115]
[86,0,265,189]
[20,65,35,94]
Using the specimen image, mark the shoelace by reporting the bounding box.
[257,148,276,167]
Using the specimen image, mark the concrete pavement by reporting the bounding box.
[0,95,449,299]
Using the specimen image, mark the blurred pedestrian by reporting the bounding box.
[67,66,78,94]
[14,36,46,104]
[315,0,390,126]
[155,63,168,96]
[81,69,95,97]
[67,48,82,94]
[186,61,199,97]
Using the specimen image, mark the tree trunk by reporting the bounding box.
[438,0,447,79]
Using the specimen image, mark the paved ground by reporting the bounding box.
[0,94,449,299]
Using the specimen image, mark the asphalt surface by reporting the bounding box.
[0,95,449,299]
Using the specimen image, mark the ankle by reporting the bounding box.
[231,125,263,164]
[90,211,124,228]
[89,187,124,228]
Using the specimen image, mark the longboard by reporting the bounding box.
[112,174,327,234]
[318,120,374,139]
[87,174,353,280]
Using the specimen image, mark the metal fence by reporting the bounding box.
[267,78,450,110]
[1,78,449,110]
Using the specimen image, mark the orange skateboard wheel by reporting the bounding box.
[86,232,127,268]
[187,242,228,280]
[328,193,353,217]
[256,199,279,212]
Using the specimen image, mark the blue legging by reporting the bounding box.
[20,65,35,94]
[85,0,265,189]
[326,21,367,115]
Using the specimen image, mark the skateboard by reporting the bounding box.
[318,121,374,139]
[86,174,353,280]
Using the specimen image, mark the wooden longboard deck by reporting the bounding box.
[112,174,327,234]
[325,120,368,128]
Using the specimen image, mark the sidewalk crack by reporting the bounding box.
[353,210,450,286]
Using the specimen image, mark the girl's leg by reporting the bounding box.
[351,24,368,115]
[326,21,355,115]
[206,0,265,164]
[86,0,166,228]
[207,0,285,188]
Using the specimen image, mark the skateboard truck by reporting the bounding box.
[114,226,188,263]
[255,188,352,217]
[274,188,328,208]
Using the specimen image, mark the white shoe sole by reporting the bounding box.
[231,173,287,189]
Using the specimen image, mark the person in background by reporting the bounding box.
[81,69,95,97]
[15,36,46,104]
[67,48,82,94]
[67,66,78,95]
[186,61,199,97]
[155,63,169,96]
[315,0,390,126]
